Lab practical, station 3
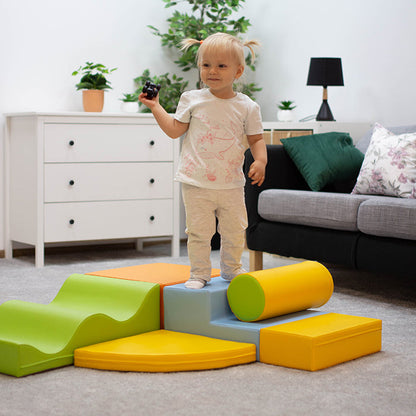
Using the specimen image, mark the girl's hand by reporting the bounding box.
[248,160,266,186]
[138,92,159,110]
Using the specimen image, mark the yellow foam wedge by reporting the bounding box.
[260,313,382,371]
[74,330,256,372]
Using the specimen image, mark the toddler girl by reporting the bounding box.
[139,32,267,289]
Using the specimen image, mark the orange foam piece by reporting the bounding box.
[87,263,221,327]
[74,330,256,372]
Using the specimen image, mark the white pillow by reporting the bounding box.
[352,123,416,198]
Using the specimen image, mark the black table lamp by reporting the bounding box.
[307,57,344,121]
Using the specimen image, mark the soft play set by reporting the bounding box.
[0,262,382,377]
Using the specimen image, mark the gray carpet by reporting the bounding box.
[0,243,415,416]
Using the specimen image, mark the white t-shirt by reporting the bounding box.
[174,88,263,189]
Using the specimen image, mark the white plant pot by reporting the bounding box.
[277,109,296,122]
[121,101,139,113]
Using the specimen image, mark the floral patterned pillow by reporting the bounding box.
[352,123,416,198]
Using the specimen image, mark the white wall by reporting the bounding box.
[1,0,415,251]
[243,0,416,124]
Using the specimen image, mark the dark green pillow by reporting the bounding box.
[281,132,364,191]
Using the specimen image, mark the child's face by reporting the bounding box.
[199,49,244,99]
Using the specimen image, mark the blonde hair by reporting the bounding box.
[180,32,260,68]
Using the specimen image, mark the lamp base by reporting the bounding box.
[316,100,335,121]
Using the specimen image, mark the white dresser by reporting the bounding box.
[4,112,181,267]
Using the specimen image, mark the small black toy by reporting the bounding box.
[142,81,161,99]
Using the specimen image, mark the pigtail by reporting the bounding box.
[243,39,261,63]
[180,38,203,51]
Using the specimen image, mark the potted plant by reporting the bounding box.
[120,93,139,113]
[72,62,117,112]
[277,100,297,122]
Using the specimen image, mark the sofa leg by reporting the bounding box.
[249,250,263,271]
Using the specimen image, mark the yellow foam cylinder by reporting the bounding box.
[227,261,334,322]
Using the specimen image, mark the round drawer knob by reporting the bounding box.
[149,215,155,221]
[69,140,75,146]
[149,178,155,184]
[69,180,75,186]
[149,140,155,146]
[69,219,75,225]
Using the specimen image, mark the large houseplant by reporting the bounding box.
[72,62,117,112]
[137,0,260,113]
[134,70,188,114]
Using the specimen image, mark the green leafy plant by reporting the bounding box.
[278,100,296,111]
[120,93,139,102]
[138,0,261,112]
[235,81,262,97]
[72,62,117,90]
[135,70,189,113]
[149,0,254,73]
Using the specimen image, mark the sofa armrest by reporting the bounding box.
[244,145,308,228]
[244,145,308,265]
[244,144,308,191]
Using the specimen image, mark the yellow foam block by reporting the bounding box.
[260,313,382,371]
[227,261,334,322]
[74,330,256,372]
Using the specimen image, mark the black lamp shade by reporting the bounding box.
[307,58,344,87]
[307,57,344,121]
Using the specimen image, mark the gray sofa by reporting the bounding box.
[244,126,416,277]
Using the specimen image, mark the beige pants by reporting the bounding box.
[182,183,248,282]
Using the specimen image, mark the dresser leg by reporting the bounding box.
[5,240,13,260]
[171,236,180,257]
[35,243,44,268]
[135,239,144,251]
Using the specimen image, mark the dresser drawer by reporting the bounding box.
[44,162,173,202]
[44,123,174,162]
[44,200,173,242]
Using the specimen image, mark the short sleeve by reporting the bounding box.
[174,91,193,123]
[245,101,263,136]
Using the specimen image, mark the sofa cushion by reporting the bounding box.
[258,190,369,231]
[281,132,364,192]
[357,196,416,240]
[352,123,416,199]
